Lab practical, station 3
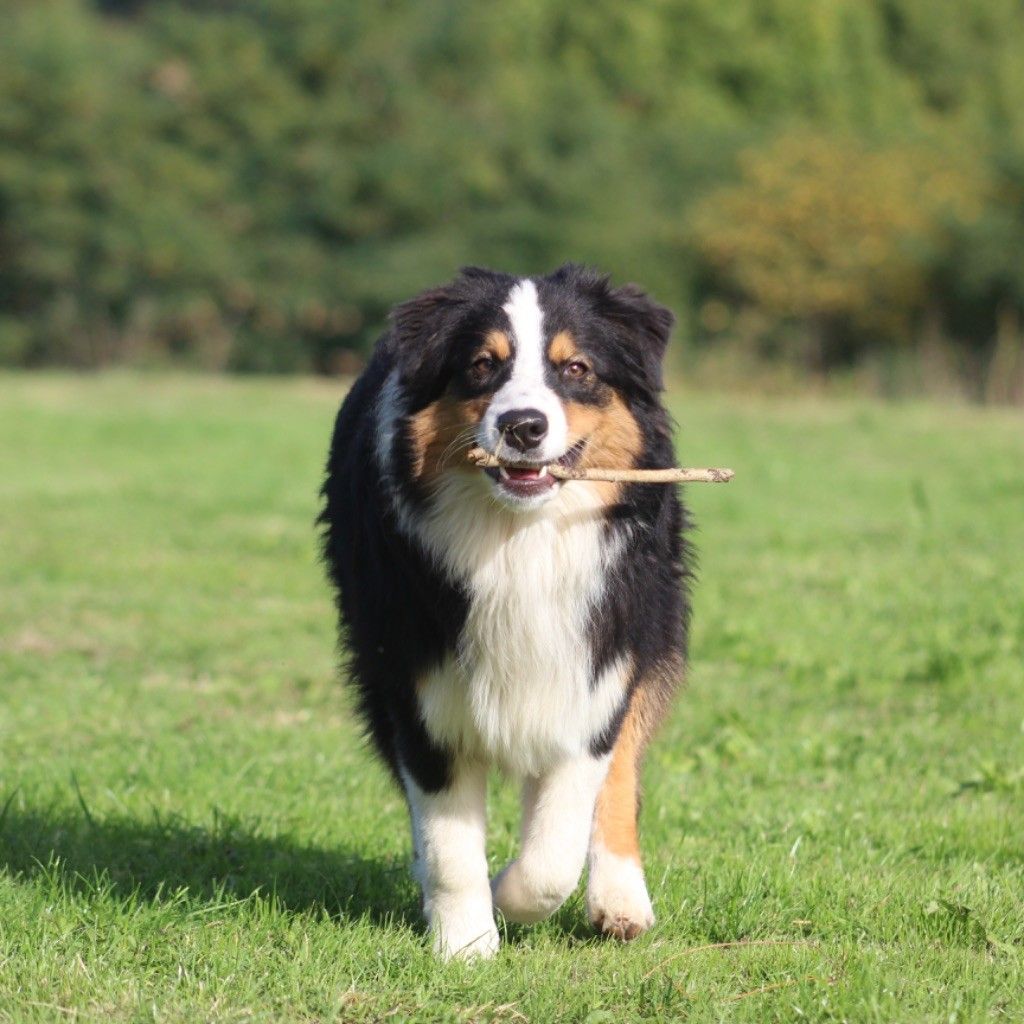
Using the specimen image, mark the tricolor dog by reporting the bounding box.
[320,264,690,958]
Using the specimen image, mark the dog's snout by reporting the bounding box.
[497,409,549,452]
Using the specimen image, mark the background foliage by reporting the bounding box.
[1,0,1024,385]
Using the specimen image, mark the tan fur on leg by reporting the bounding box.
[587,674,675,939]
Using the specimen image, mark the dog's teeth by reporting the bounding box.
[499,467,510,480]
[538,465,548,478]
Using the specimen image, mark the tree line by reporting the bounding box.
[2,0,1023,390]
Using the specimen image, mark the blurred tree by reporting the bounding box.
[0,0,1022,384]
[691,132,988,367]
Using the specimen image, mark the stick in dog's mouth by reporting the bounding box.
[467,447,735,484]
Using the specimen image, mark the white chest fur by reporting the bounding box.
[409,475,630,777]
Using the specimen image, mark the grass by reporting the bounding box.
[1,372,1022,1023]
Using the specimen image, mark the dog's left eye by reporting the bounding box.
[562,360,589,380]
[470,354,496,378]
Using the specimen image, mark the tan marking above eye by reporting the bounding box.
[484,329,511,362]
[548,330,577,365]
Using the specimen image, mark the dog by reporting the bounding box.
[320,264,690,958]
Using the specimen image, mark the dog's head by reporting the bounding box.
[386,264,674,510]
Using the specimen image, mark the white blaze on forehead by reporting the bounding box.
[503,279,546,395]
[482,278,568,462]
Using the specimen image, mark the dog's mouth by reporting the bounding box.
[483,442,585,499]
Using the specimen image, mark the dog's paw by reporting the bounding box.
[589,904,654,941]
[427,892,500,960]
[586,850,655,941]
[491,857,581,924]
[432,921,500,960]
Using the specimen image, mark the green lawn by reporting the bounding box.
[1,373,1022,1023]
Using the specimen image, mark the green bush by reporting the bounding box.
[691,132,989,366]
[0,0,1022,373]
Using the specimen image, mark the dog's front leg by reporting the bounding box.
[403,760,498,959]
[491,754,610,923]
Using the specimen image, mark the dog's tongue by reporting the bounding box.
[506,466,541,480]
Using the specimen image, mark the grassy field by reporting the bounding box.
[1,372,1022,1023]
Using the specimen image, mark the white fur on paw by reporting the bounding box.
[586,849,655,941]
[428,894,500,960]
[491,858,580,924]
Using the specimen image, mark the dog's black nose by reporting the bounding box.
[497,409,549,452]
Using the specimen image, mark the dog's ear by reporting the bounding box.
[600,283,675,385]
[557,265,674,393]
[387,286,463,391]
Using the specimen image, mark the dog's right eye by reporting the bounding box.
[469,354,496,379]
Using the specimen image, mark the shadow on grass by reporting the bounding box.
[0,802,420,929]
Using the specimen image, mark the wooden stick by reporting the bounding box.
[467,447,734,484]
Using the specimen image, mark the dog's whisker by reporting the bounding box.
[437,429,481,471]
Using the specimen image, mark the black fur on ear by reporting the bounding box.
[386,285,464,395]
[386,267,516,398]
[551,264,675,394]
[601,282,675,367]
